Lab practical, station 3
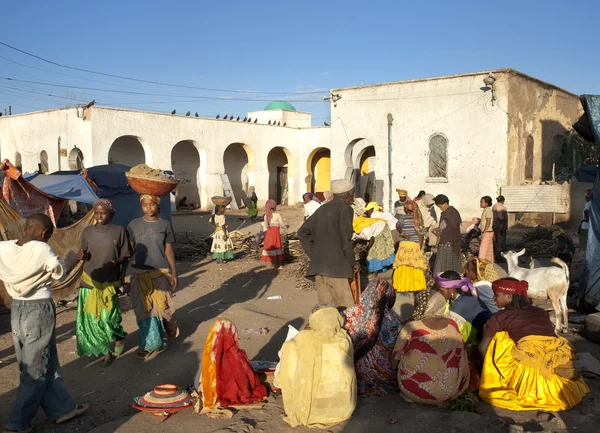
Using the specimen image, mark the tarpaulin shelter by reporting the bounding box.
[575,95,600,311]
[25,172,99,204]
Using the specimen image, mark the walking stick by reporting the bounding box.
[350,268,361,305]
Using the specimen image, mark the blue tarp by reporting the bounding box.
[26,174,99,204]
[579,95,600,310]
[575,166,598,184]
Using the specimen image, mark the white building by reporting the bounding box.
[0,68,586,221]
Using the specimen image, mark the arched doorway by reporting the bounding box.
[306,148,331,200]
[223,143,255,205]
[14,152,22,171]
[68,147,85,170]
[171,140,201,209]
[267,147,291,205]
[108,136,145,167]
[345,138,377,202]
[39,150,49,174]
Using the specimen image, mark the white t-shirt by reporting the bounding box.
[0,240,65,300]
[582,202,591,230]
[304,201,321,218]
[371,211,398,231]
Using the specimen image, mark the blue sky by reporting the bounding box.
[0,0,598,123]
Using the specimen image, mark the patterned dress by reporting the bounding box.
[211,214,235,261]
[343,279,401,395]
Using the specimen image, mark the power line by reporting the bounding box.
[0,41,327,96]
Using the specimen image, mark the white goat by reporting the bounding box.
[502,249,570,333]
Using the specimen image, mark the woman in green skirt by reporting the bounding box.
[76,199,130,367]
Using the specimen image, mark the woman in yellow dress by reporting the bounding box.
[479,278,589,411]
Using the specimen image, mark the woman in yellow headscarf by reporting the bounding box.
[353,199,395,276]
[479,278,589,411]
[275,304,357,429]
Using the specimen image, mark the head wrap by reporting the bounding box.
[352,198,366,216]
[435,273,476,296]
[396,189,408,196]
[364,202,382,212]
[93,198,116,217]
[265,199,276,225]
[140,194,161,204]
[492,279,529,301]
[311,302,334,314]
[303,192,321,204]
[423,291,448,317]
[421,193,435,207]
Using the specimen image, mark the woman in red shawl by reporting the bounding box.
[261,199,287,267]
[198,318,267,413]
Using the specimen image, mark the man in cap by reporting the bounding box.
[394,189,409,219]
[298,179,357,307]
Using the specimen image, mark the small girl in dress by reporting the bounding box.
[209,205,235,264]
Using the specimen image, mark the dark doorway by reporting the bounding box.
[277,167,288,205]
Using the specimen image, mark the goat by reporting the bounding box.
[502,249,570,333]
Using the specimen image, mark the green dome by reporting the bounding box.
[264,100,296,111]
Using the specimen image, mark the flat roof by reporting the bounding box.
[330,68,578,97]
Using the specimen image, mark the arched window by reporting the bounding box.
[525,135,534,181]
[39,150,49,174]
[14,152,22,171]
[428,134,448,179]
[68,147,85,170]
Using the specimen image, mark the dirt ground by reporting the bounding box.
[0,208,599,433]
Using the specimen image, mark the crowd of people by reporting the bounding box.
[0,181,592,432]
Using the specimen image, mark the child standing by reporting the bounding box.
[209,205,235,264]
[0,214,88,432]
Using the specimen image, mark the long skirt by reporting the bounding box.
[76,287,127,357]
[366,226,395,273]
[392,241,427,293]
[479,331,589,411]
[211,230,235,261]
[479,232,494,263]
[130,272,177,353]
[261,226,285,263]
[434,243,462,275]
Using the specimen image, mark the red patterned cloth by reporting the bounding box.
[1,159,63,225]
[261,226,285,263]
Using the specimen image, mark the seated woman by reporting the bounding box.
[352,199,395,276]
[479,278,589,411]
[275,304,357,428]
[343,279,401,395]
[197,318,267,413]
[436,271,491,343]
[463,257,500,314]
[392,291,470,405]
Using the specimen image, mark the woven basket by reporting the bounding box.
[125,172,178,196]
[211,196,232,206]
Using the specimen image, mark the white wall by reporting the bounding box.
[330,72,509,218]
[247,109,312,128]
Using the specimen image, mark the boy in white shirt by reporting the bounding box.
[0,214,88,432]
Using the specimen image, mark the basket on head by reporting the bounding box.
[211,196,232,206]
[125,172,179,196]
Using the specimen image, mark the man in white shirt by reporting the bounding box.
[0,214,88,432]
[303,193,322,220]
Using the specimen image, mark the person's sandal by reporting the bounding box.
[56,403,89,424]
[3,426,33,433]
[100,353,115,368]
[136,350,150,359]
[113,342,125,357]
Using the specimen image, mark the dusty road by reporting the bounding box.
[0,209,599,433]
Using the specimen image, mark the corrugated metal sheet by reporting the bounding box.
[501,184,569,213]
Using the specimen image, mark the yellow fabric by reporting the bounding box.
[275,307,357,429]
[136,269,170,313]
[353,216,385,234]
[200,319,227,409]
[393,241,427,270]
[364,202,382,212]
[479,332,589,411]
[475,258,499,282]
[393,266,427,293]
[81,272,119,319]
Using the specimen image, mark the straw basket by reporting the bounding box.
[125,172,179,196]
[211,196,232,206]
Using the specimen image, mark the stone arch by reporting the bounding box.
[305,147,331,199]
[267,147,292,205]
[108,135,146,167]
[344,138,376,180]
[68,147,85,170]
[223,143,255,204]
[171,140,201,209]
[39,150,49,174]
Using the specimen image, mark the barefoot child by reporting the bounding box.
[0,214,88,432]
[209,204,235,264]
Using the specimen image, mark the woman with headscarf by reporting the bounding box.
[435,270,491,343]
[343,279,400,395]
[244,186,258,220]
[353,199,395,276]
[76,199,130,367]
[209,204,235,264]
[275,304,357,428]
[479,278,589,411]
[127,194,179,359]
[261,199,287,267]
[302,192,322,220]
[196,318,268,414]
[392,291,470,405]
[392,201,426,293]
